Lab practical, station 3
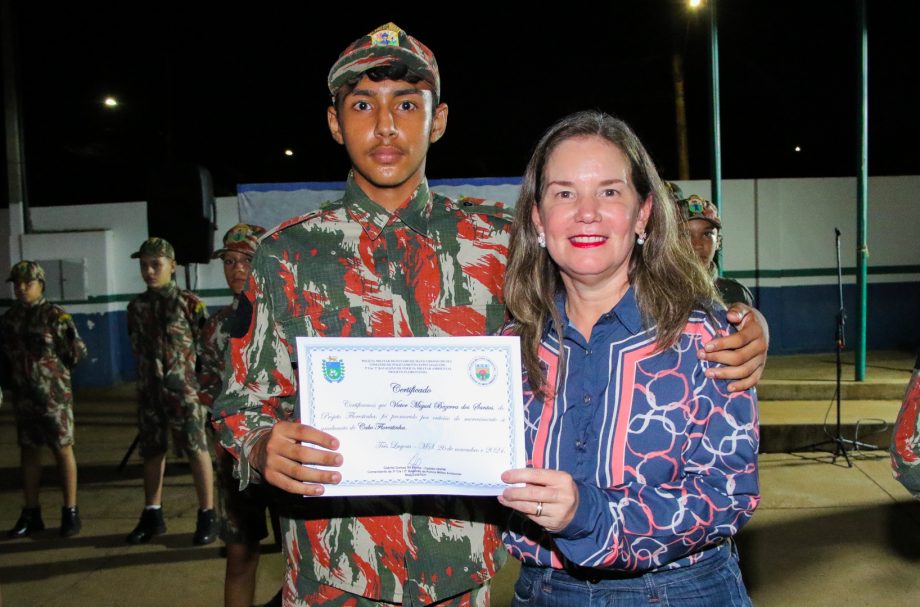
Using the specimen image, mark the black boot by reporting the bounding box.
[192,508,216,545]
[7,507,44,538]
[60,505,82,537]
[125,508,166,544]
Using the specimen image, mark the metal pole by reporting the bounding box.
[708,0,723,274]
[856,0,868,381]
[2,0,31,265]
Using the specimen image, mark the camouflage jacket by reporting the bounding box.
[892,352,920,498]
[127,282,207,409]
[197,297,238,410]
[0,297,86,405]
[213,174,510,604]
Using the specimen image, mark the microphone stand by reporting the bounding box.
[796,228,877,467]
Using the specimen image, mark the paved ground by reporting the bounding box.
[2,350,919,606]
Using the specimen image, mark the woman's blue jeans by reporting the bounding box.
[512,543,752,607]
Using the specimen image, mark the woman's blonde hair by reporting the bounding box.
[504,110,717,394]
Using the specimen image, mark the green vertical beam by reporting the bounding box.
[708,0,723,275]
[856,0,868,381]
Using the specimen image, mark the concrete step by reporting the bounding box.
[758,380,906,401]
[759,399,901,453]
[758,349,913,401]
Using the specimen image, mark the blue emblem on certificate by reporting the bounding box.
[322,357,345,383]
[469,357,496,386]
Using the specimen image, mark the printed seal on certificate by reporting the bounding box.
[322,356,345,383]
[468,357,497,386]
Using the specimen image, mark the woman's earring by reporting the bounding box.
[636,231,647,246]
[537,233,546,248]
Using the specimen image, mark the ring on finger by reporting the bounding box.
[535,501,543,517]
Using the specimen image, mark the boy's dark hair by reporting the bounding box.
[333,62,438,113]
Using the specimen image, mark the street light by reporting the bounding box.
[284,149,294,157]
[689,0,702,9]
[103,96,118,108]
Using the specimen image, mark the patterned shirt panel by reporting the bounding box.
[0,297,87,407]
[212,175,511,604]
[503,288,760,573]
[127,282,208,409]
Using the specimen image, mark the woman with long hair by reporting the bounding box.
[499,110,759,606]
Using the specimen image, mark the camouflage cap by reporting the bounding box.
[328,22,440,100]
[212,223,266,259]
[679,194,722,229]
[7,260,45,283]
[130,237,176,260]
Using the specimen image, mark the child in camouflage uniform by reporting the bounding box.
[198,224,281,607]
[124,237,216,545]
[677,193,755,306]
[2,260,87,538]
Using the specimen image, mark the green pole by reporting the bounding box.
[856,0,868,381]
[708,0,723,275]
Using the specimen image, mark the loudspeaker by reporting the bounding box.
[146,164,217,265]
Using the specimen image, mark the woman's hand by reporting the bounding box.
[499,468,579,533]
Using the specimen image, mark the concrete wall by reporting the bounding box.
[2,197,242,386]
[2,176,918,387]
[674,176,920,353]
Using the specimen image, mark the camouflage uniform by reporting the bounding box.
[891,352,920,498]
[678,194,755,306]
[1,262,87,448]
[128,280,209,458]
[213,174,511,606]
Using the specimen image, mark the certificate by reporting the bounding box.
[296,336,526,497]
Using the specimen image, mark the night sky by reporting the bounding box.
[6,1,920,207]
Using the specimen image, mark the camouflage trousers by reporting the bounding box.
[137,392,209,458]
[12,393,75,449]
[215,443,278,545]
[282,576,491,607]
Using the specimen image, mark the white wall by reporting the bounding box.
[11,196,241,308]
[672,176,920,288]
[3,177,919,306]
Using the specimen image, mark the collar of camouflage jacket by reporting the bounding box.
[146,280,179,299]
[17,296,47,309]
[343,172,433,240]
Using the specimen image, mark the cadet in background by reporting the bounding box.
[2,260,87,538]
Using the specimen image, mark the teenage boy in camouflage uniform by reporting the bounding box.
[678,194,755,306]
[198,224,282,607]
[2,260,87,538]
[213,23,770,607]
[125,237,216,545]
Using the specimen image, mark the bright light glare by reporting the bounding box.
[284,149,294,157]
[795,146,802,152]
[688,0,703,8]
[103,96,118,107]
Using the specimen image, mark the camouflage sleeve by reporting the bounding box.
[212,247,297,488]
[197,314,223,410]
[53,308,87,369]
[161,293,206,400]
[189,295,208,342]
[127,299,143,360]
[891,353,920,499]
